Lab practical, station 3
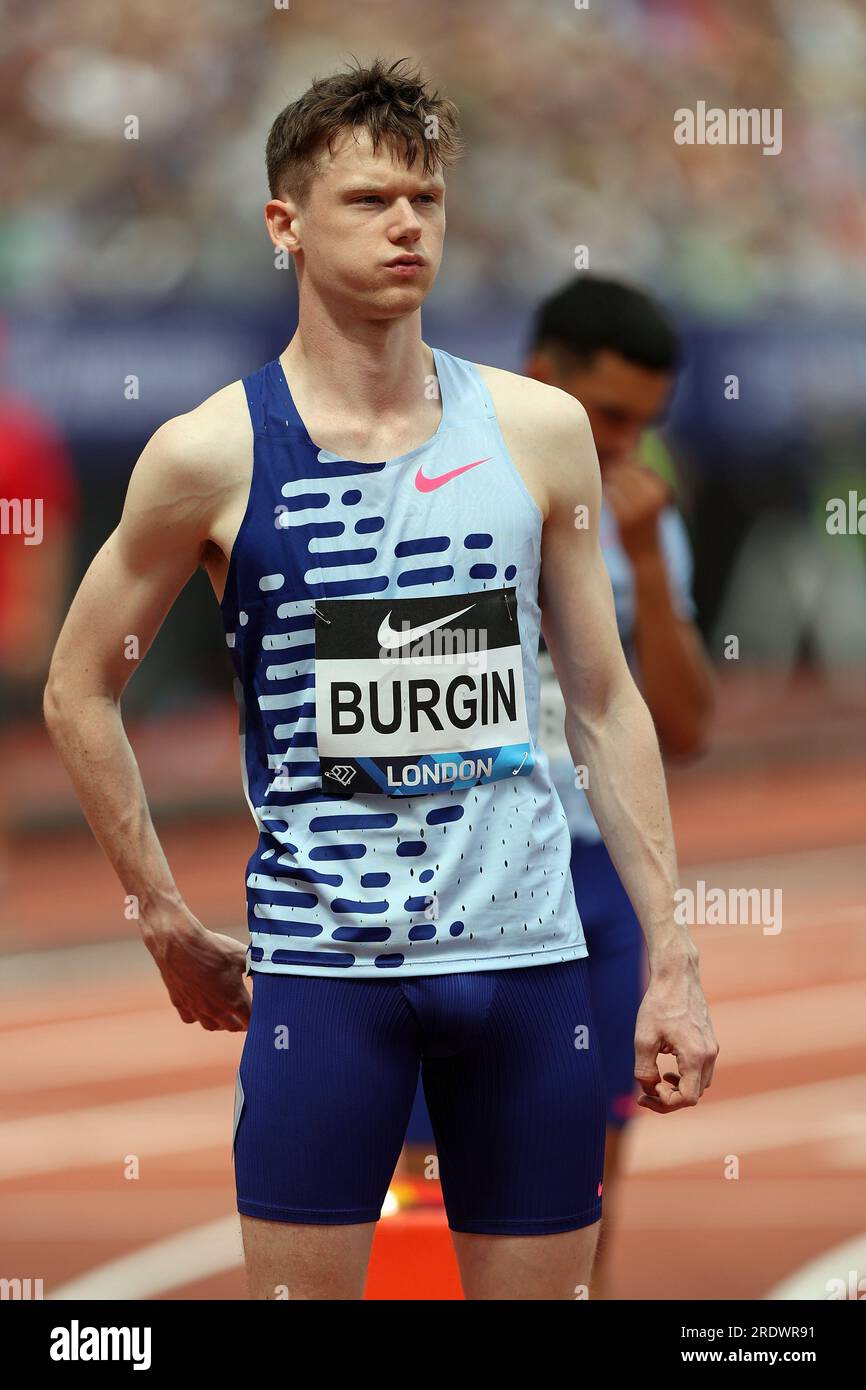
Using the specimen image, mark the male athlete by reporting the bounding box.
[44,57,718,1301]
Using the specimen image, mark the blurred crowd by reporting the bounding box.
[2,0,866,312]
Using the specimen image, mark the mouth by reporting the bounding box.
[385,254,425,270]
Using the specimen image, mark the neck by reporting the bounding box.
[281,300,434,422]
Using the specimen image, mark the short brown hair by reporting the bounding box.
[265,55,464,206]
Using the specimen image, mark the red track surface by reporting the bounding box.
[2,674,864,1299]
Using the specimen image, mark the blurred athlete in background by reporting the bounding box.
[400,276,715,1297]
[529,275,715,1296]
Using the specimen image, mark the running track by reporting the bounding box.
[2,674,864,1299]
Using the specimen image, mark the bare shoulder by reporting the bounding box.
[147,378,251,489]
[122,377,253,560]
[472,360,576,417]
[111,376,254,591]
[471,361,597,520]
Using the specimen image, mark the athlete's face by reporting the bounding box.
[528,347,674,470]
[277,127,445,317]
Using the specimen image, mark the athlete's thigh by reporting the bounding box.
[233,968,419,1296]
[239,1213,377,1300]
[424,958,606,1259]
[451,1220,601,1300]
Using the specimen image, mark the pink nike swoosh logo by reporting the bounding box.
[414,456,491,492]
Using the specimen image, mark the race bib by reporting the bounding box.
[314,586,535,796]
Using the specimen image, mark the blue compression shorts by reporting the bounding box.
[233,957,606,1234]
[569,837,646,1128]
[404,838,646,1143]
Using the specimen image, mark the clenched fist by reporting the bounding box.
[603,462,673,562]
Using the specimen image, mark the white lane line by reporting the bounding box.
[48,1217,244,1301]
[44,1189,866,1300]
[763,1232,866,1300]
[0,1087,232,1180]
[707,981,866,1064]
[691,905,863,941]
[3,1073,865,1183]
[1,1011,242,1093]
[0,933,243,993]
[0,939,152,985]
[825,1124,866,1169]
[39,1077,866,1301]
[0,1191,237,1239]
[625,1074,866,1174]
[5,1177,865,1240]
[680,842,866,877]
[49,1202,400,1300]
[3,979,863,1098]
[618,1179,866,1229]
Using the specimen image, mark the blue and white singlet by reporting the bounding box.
[220,346,587,976]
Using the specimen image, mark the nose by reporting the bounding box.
[390,197,423,238]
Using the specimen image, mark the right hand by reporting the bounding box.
[144,911,252,1032]
[602,461,672,563]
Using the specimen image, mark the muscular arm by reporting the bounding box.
[43,412,250,1031]
[538,394,718,1110]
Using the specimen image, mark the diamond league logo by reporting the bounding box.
[324,764,357,786]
